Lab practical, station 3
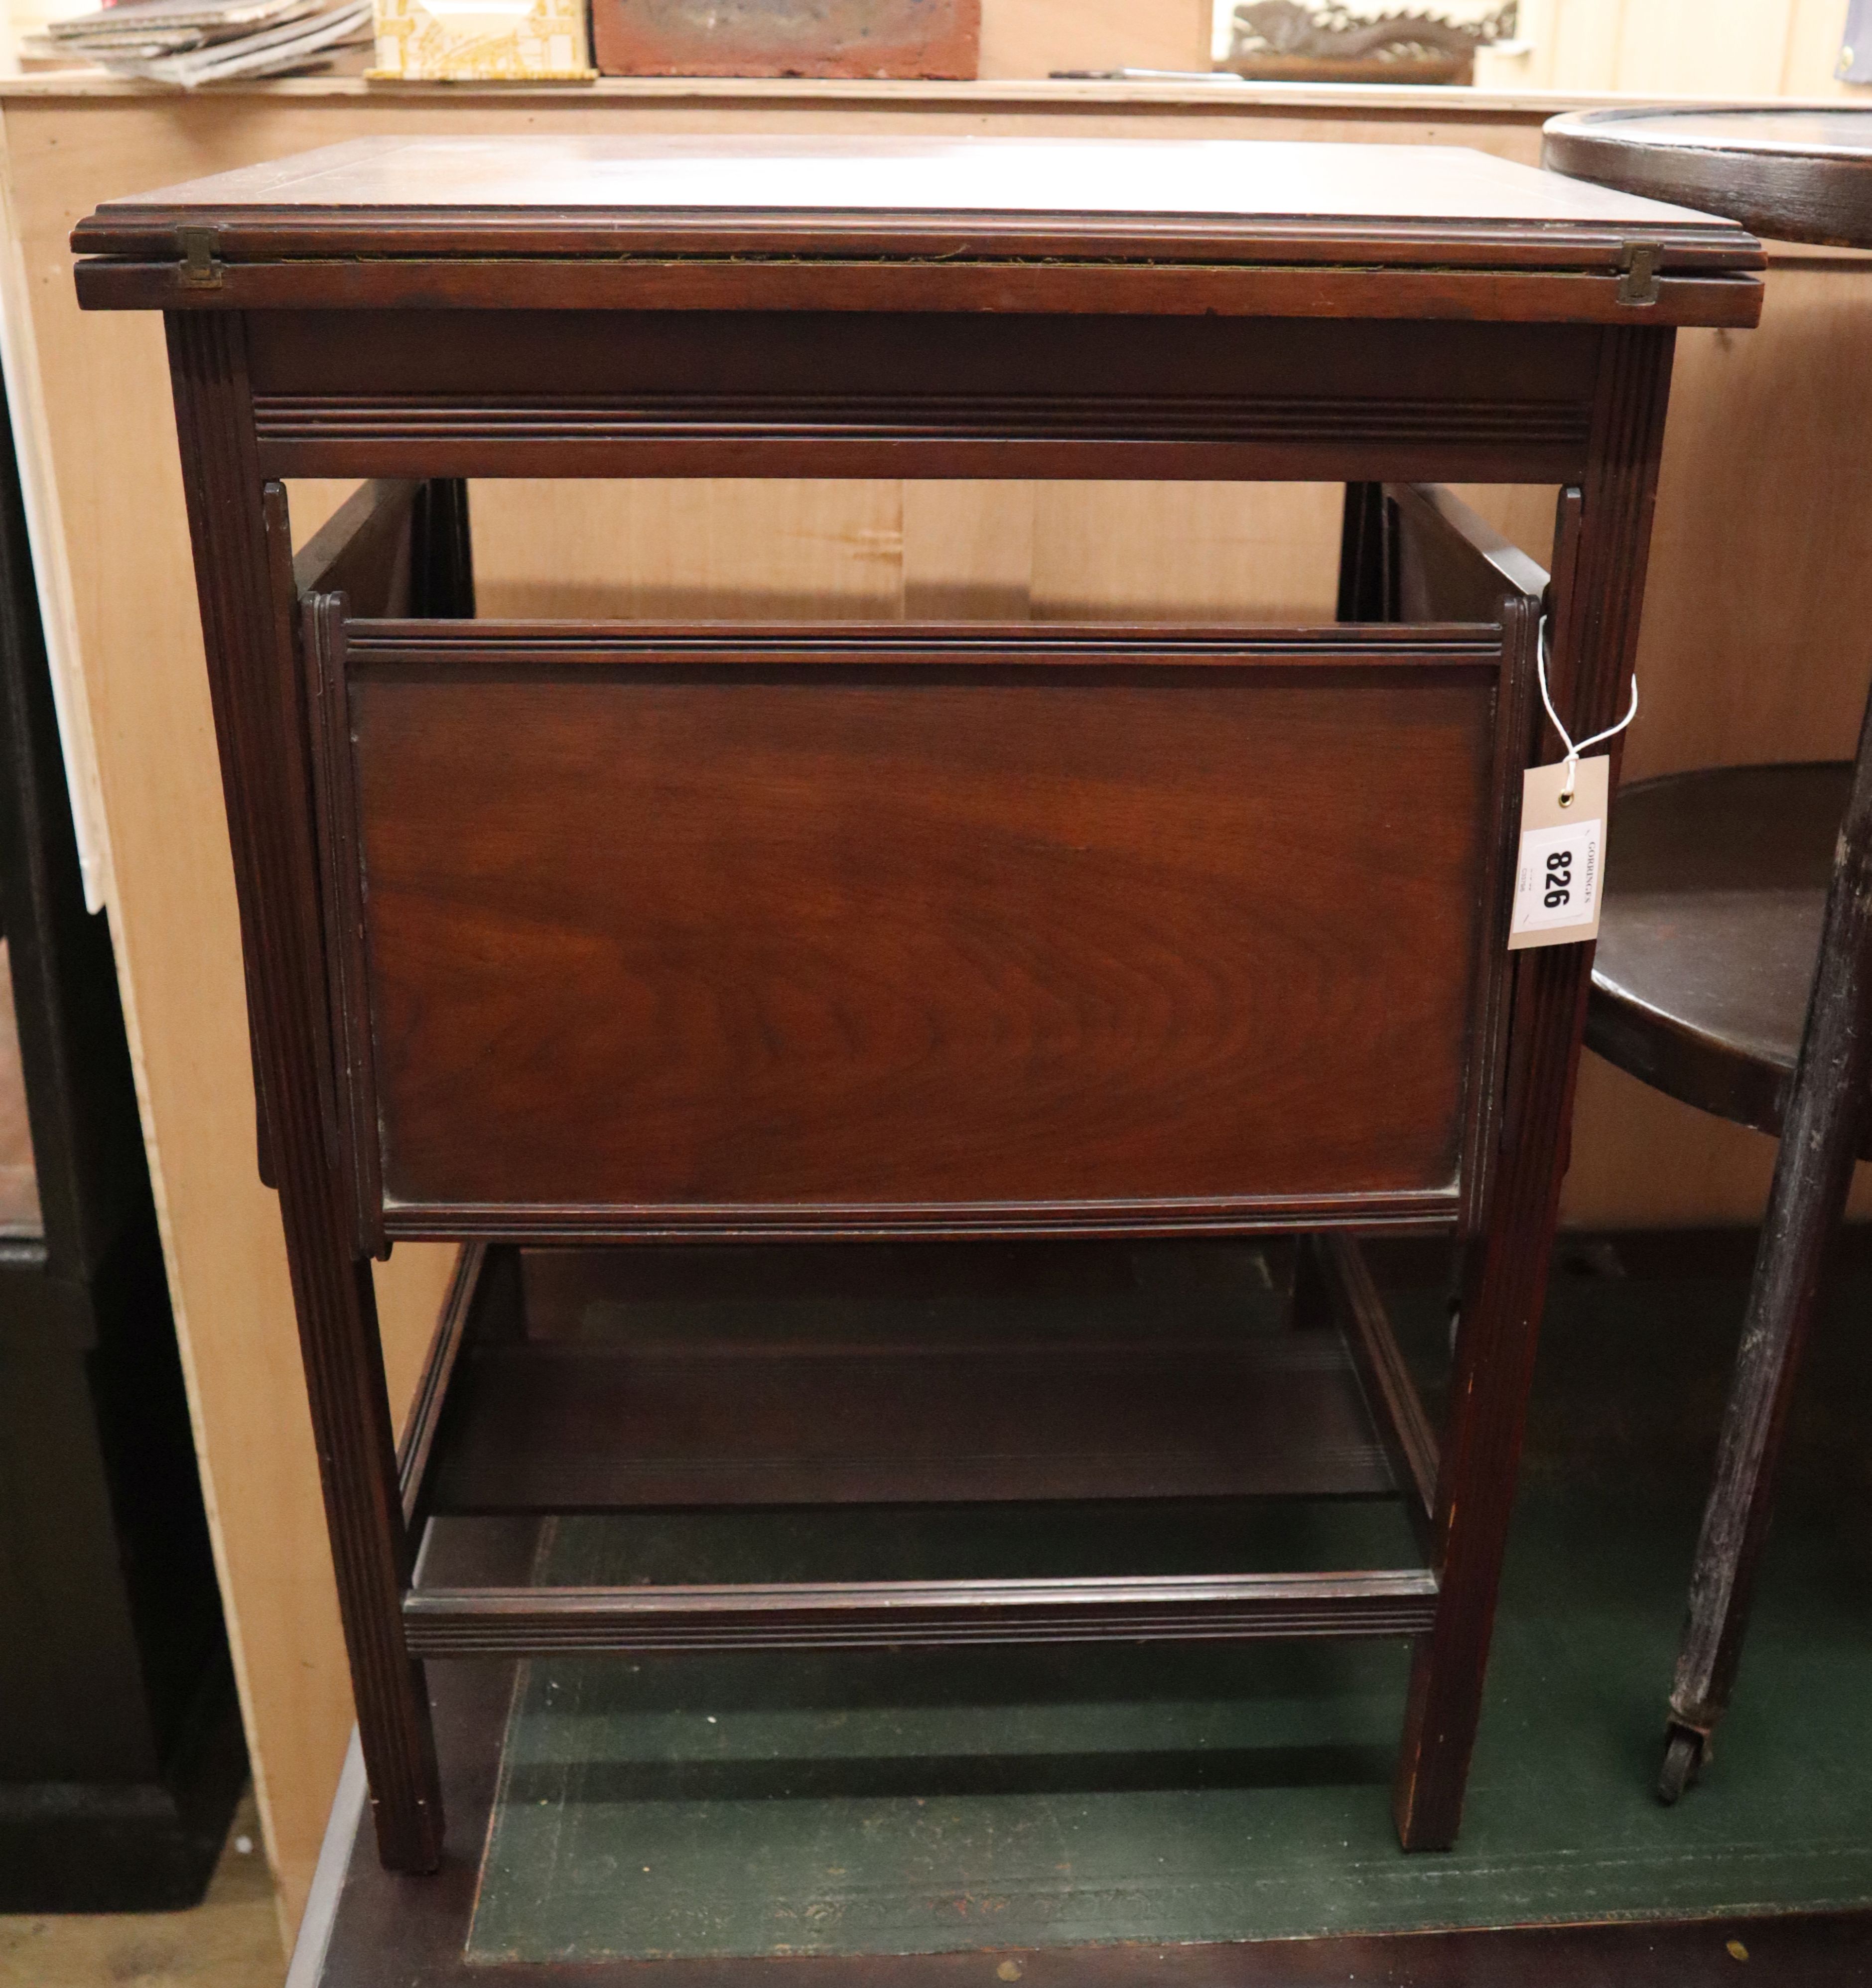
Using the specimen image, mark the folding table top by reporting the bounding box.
[72,134,1764,323]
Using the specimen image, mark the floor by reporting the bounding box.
[469,1491,1872,1960]
[467,1239,1872,1961]
[12,1229,1872,1983]
[0,1793,283,1988]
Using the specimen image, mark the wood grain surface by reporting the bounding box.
[68,132,1762,326]
[1546,107,1872,248]
[1588,764,1852,1140]
[427,1334,1399,1511]
[239,308,1617,482]
[73,132,1756,258]
[334,636,1499,1226]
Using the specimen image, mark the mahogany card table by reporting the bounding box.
[72,135,1760,1875]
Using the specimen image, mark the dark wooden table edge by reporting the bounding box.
[70,259,1766,325]
[1544,108,1872,254]
[295,1654,1872,1988]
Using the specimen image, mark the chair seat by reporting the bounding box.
[1587,763,1852,1144]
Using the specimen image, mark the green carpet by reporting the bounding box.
[467,1249,1872,1960]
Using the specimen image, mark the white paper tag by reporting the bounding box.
[1508,755,1609,951]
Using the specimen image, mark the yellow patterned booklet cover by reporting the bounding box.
[369,0,594,79]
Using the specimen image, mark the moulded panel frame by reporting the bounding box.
[241,309,1611,487]
[297,612,1534,1249]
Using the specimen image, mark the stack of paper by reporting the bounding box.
[23,0,372,85]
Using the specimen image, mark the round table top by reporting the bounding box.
[1543,107,1872,248]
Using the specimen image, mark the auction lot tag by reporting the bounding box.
[1508,754,1609,951]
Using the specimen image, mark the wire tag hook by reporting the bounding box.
[1537,614,1638,807]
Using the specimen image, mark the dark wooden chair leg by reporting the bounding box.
[1658,684,1872,1801]
[167,315,446,1871]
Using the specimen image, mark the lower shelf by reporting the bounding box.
[401,1239,1440,1660]
[430,1335,1396,1513]
[425,1241,1401,1513]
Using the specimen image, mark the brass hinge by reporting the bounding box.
[176,226,223,290]
[1617,242,1661,307]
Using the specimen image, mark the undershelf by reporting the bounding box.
[429,1331,1397,1513]
[401,1237,1439,1659]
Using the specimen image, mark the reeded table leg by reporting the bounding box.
[1396,330,1675,1848]
[1393,938,1583,1850]
[166,312,445,1870]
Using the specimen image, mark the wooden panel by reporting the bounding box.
[337,636,1501,1226]
[421,1239,1398,1508]
[250,301,1602,412]
[1567,1056,1791,1228]
[469,479,904,620]
[243,311,1607,413]
[240,309,1608,484]
[1613,0,1795,99]
[1491,0,1854,97]
[1622,265,1872,782]
[977,0,1208,78]
[429,1332,1396,1510]
[1031,483,1342,623]
[1544,0,1630,91]
[466,480,1348,636]
[902,481,1033,619]
[1500,0,1803,96]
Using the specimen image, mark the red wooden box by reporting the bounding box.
[591,0,979,78]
